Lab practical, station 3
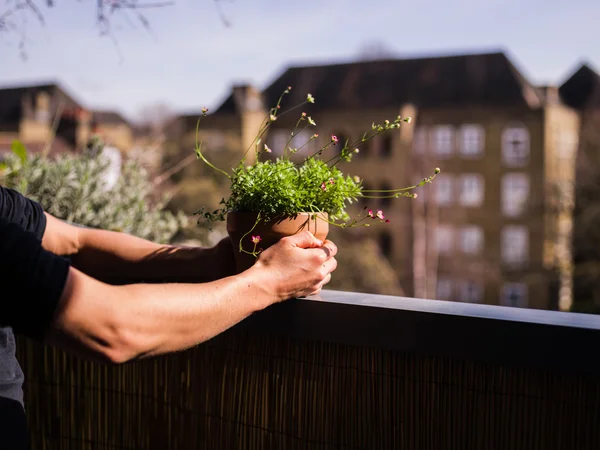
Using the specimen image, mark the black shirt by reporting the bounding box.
[0,186,71,406]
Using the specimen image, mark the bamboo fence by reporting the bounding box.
[16,329,600,450]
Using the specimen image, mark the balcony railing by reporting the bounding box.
[17,290,600,450]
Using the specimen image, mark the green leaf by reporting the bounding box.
[11,140,27,164]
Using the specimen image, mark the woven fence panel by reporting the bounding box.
[17,330,600,450]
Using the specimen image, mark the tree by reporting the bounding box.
[571,109,600,314]
[0,0,229,58]
[356,41,396,61]
[325,227,405,296]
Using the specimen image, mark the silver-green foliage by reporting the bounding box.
[1,146,187,244]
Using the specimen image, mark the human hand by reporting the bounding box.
[249,231,338,301]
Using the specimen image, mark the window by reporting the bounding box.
[502,173,529,217]
[459,124,484,157]
[432,126,455,157]
[459,280,483,303]
[379,232,393,258]
[435,225,454,254]
[380,135,393,158]
[434,174,454,205]
[459,226,483,255]
[502,126,530,166]
[412,127,428,154]
[501,225,529,265]
[269,129,289,156]
[291,129,317,154]
[436,278,453,300]
[458,174,484,206]
[501,283,528,308]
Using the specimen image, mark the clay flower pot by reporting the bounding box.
[226,212,329,273]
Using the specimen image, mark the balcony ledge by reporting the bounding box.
[239,289,600,376]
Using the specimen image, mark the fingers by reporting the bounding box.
[321,240,338,258]
[307,273,332,297]
[286,231,323,249]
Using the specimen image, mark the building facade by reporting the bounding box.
[0,83,134,155]
[169,52,598,310]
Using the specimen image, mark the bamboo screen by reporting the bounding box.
[17,329,600,450]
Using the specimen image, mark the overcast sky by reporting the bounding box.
[0,0,597,121]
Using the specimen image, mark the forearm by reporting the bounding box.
[72,228,223,284]
[42,213,228,284]
[48,266,276,363]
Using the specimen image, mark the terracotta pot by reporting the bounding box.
[226,212,329,273]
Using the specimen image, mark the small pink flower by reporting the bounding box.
[287,85,292,90]
[377,209,385,220]
[321,182,327,191]
[368,209,374,218]
[263,144,272,153]
[313,133,319,138]
[331,135,338,144]
[328,178,335,185]
[251,235,262,245]
[201,107,208,114]
[302,112,307,117]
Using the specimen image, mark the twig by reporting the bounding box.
[152,153,197,187]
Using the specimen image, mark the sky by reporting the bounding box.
[0,0,598,122]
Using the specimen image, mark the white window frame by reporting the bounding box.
[435,225,455,255]
[459,124,485,158]
[501,225,529,265]
[502,126,530,167]
[458,174,484,207]
[432,125,455,158]
[436,278,453,300]
[269,129,290,156]
[459,225,484,255]
[501,283,528,308]
[434,174,454,206]
[412,126,428,154]
[502,173,529,217]
[459,280,483,303]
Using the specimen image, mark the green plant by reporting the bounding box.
[0,139,188,244]
[194,88,439,254]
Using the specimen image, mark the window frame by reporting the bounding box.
[458,174,485,207]
[502,125,530,167]
[501,225,529,265]
[459,124,485,158]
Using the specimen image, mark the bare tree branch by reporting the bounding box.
[1,0,232,59]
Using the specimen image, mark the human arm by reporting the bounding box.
[42,213,235,284]
[48,231,337,363]
[2,215,337,363]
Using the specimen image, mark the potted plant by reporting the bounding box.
[194,88,439,272]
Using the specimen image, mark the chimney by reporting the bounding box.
[232,84,264,112]
[540,85,560,105]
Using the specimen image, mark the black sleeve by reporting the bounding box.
[0,186,69,339]
[0,186,47,240]
[0,218,70,339]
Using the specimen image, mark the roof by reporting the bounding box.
[92,110,130,126]
[214,51,542,115]
[559,64,600,109]
[0,83,85,130]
